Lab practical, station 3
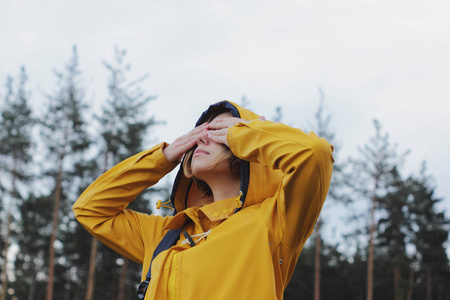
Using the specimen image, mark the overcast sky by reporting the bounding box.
[1,0,449,247]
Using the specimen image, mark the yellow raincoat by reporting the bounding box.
[73,101,334,299]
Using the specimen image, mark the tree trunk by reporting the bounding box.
[314,219,322,300]
[393,265,401,300]
[0,212,12,300]
[367,178,379,300]
[46,157,64,300]
[426,267,431,300]
[85,151,110,300]
[117,258,129,300]
[27,266,37,300]
[0,169,18,300]
[437,282,443,300]
[406,267,414,300]
[85,237,98,300]
[27,277,37,300]
[367,202,375,300]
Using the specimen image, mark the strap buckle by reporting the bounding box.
[136,279,150,299]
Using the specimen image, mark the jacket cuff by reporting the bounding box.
[137,142,179,170]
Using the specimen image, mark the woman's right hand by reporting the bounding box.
[162,122,209,164]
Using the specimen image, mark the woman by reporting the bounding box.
[73,100,334,300]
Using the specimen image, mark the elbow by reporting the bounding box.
[72,201,100,236]
[281,137,334,175]
[72,195,118,234]
[72,199,87,228]
[310,137,334,186]
[310,137,334,166]
[72,195,93,229]
[72,194,86,219]
[72,201,82,220]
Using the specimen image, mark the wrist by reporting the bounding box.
[162,144,180,164]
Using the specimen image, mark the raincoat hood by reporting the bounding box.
[169,100,283,214]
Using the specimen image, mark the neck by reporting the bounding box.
[206,175,241,202]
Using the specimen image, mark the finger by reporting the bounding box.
[208,117,242,130]
[207,129,228,146]
[208,118,226,129]
[206,130,225,144]
[165,124,209,162]
[259,116,266,121]
[172,129,202,151]
[182,136,199,149]
[190,122,209,135]
[177,124,208,144]
[176,134,199,151]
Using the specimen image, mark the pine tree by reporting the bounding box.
[284,240,368,300]
[308,88,341,300]
[376,167,414,300]
[84,46,160,300]
[240,95,250,109]
[284,242,315,300]
[13,194,53,300]
[62,158,100,300]
[347,120,408,300]
[0,67,34,300]
[272,106,283,123]
[40,46,91,300]
[408,164,449,300]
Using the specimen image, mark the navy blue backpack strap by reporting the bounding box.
[137,228,183,299]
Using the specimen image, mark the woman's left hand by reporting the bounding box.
[208,116,266,146]
[206,117,244,147]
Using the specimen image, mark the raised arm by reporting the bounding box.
[73,142,177,263]
[74,122,211,263]
[209,118,334,250]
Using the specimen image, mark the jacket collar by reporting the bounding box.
[163,196,239,230]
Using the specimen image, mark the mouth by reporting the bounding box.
[193,148,209,157]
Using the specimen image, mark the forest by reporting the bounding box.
[1,46,449,300]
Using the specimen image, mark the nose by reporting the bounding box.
[196,129,209,145]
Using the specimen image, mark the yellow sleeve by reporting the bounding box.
[73,142,177,264]
[227,120,334,250]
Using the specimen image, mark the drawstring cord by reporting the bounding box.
[182,230,211,247]
[235,190,243,208]
[156,199,174,210]
[169,190,243,249]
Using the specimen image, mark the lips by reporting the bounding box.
[193,148,209,157]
